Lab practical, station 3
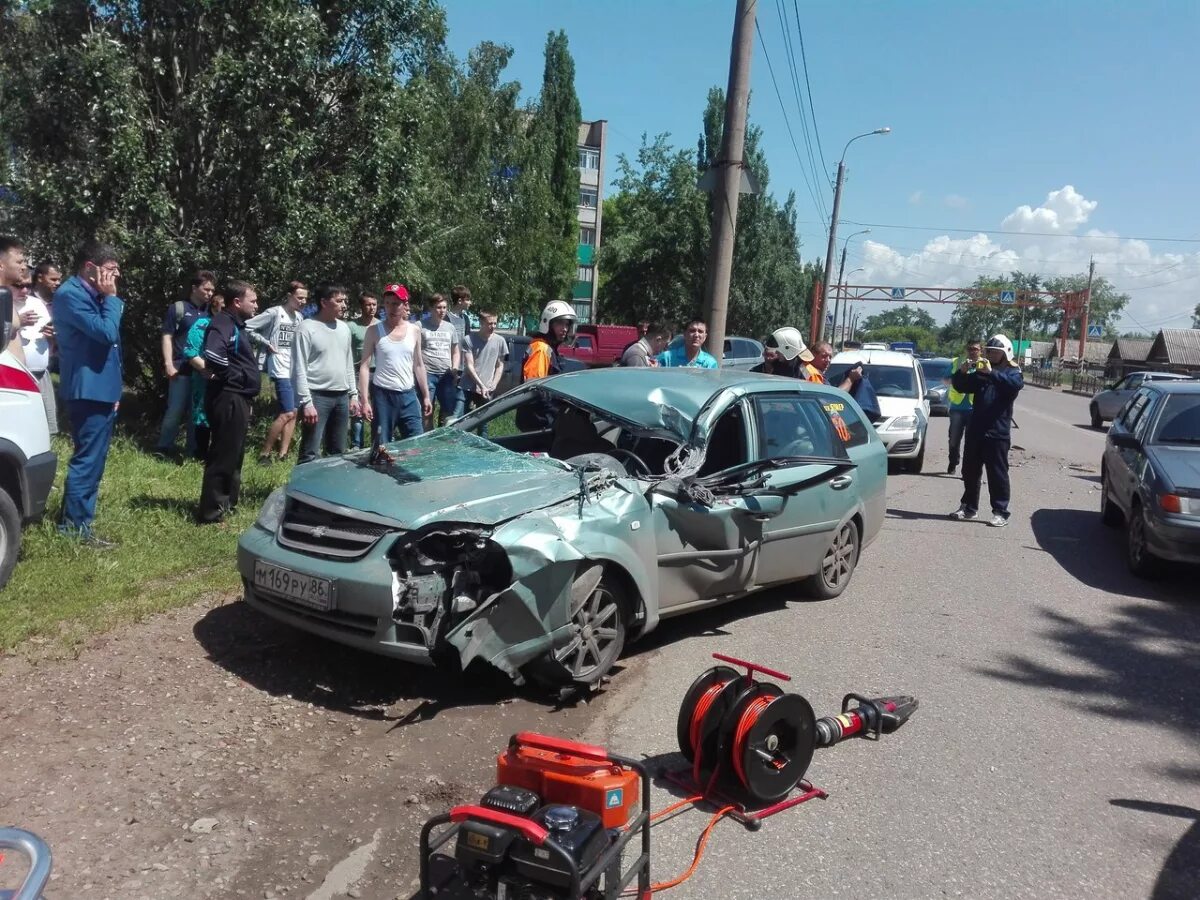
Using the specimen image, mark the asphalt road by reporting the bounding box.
[594,384,1199,899]
[5,384,1197,900]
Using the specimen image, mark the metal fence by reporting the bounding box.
[1027,368,1063,389]
[1069,370,1105,397]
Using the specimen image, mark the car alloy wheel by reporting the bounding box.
[527,571,628,689]
[1126,503,1159,579]
[1100,470,1122,527]
[804,521,859,600]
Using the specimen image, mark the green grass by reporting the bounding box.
[2,432,292,654]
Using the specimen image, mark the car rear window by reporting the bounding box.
[920,359,950,380]
[1152,394,1200,444]
[826,363,918,398]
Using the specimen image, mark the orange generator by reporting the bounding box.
[496,732,641,830]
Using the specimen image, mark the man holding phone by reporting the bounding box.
[53,240,125,547]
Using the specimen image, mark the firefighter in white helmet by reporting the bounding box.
[518,300,577,430]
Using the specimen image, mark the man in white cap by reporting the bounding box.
[949,333,1024,527]
[753,326,812,377]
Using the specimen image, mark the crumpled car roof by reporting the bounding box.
[537,367,772,440]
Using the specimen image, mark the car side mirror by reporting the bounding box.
[1109,432,1140,450]
[924,389,938,401]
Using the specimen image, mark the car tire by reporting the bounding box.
[1090,403,1102,429]
[1100,469,1122,527]
[907,437,926,474]
[0,486,21,591]
[802,520,859,600]
[525,569,628,689]
[1126,501,1160,579]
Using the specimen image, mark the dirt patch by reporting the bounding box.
[0,596,627,899]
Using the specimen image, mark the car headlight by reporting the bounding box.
[256,488,287,532]
[885,416,918,432]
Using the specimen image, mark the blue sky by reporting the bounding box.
[444,0,1200,331]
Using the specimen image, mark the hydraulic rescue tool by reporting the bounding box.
[418,654,916,898]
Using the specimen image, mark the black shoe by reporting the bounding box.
[257,454,274,466]
[947,463,957,475]
[81,532,118,550]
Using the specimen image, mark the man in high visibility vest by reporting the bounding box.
[945,339,982,475]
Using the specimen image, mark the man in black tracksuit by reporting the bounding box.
[950,334,1024,527]
[198,280,261,523]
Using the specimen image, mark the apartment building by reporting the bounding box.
[574,119,607,323]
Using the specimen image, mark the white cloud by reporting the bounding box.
[944,194,970,210]
[851,185,1200,330]
[908,190,923,206]
[1000,185,1097,233]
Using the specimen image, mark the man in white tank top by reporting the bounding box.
[358,284,431,449]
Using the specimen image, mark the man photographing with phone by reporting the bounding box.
[53,240,125,547]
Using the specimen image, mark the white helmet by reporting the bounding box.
[766,326,814,362]
[539,299,578,335]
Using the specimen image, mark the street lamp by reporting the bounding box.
[819,127,891,343]
[839,268,864,347]
[831,230,869,347]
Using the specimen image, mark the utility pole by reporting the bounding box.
[820,162,846,343]
[1078,256,1095,362]
[831,244,847,348]
[703,0,757,365]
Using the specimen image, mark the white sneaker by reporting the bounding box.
[989,513,1009,527]
[950,505,977,520]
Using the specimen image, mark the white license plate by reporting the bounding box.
[253,560,334,611]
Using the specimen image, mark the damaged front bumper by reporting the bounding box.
[237,526,435,666]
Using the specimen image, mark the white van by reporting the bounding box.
[828,349,929,472]
[0,331,57,589]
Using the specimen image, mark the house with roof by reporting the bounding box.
[1106,337,1154,378]
[1145,328,1200,375]
[1048,339,1112,370]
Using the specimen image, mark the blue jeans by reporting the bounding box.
[61,399,117,532]
[450,375,467,418]
[427,371,458,425]
[298,391,350,464]
[156,374,196,454]
[947,408,972,468]
[371,385,423,449]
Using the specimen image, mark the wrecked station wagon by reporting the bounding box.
[237,368,888,689]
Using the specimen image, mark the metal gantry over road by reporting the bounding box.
[835,283,1094,359]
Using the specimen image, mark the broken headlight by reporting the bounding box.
[255,488,287,532]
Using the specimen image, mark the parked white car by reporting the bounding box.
[827,349,930,472]
[0,338,57,589]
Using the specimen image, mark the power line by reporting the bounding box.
[753,20,828,226]
[770,0,827,222]
[839,219,1200,244]
[790,0,828,178]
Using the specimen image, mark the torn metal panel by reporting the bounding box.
[444,482,659,680]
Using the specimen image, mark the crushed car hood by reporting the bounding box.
[285,429,586,529]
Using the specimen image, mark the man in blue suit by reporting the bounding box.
[53,240,124,547]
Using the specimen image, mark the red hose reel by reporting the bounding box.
[674,653,917,820]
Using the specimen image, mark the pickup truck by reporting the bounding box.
[557,324,641,367]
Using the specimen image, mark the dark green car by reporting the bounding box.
[237,368,887,689]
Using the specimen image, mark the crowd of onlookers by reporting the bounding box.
[2,229,881,548]
[1,234,511,544]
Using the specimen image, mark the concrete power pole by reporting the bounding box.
[1078,256,1095,362]
[703,0,757,365]
[819,161,846,344]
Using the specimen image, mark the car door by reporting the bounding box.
[747,392,859,586]
[650,399,763,610]
[1107,388,1153,513]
